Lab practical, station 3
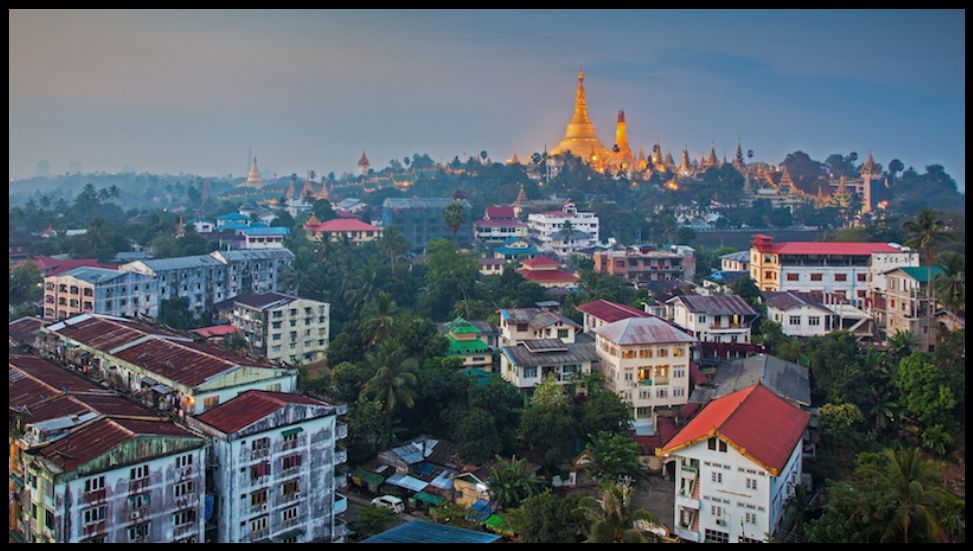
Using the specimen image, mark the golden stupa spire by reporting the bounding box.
[550,67,609,162]
[285,180,295,202]
[861,152,877,175]
[514,183,528,205]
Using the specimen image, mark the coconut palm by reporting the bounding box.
[860,448,959,543]
[360,340,419,413]
[379,226,409,269]
[903,209,955,346]
[885,330,917,366]
[443,201,467,243]
[489,455,544,510]
[933,252,965,314]
[575,480,661,543]
[361,292,398,347]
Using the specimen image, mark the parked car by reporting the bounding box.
[371,495,405,514]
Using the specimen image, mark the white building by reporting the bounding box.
[593,317,694,434]
[239,227,289,249]
[763,291,839,337]
[498,307,580,347]
[23,417,207,543]
[720,250,750,273]
[221,292,330,365]
[189,390,348,544]
[527,198,599,256]
[575,299,650,333]
[666,295,758,345]
[190,219,216,234]
[500,339,598,391]
[43,267,159,321]
[658,384,810,543]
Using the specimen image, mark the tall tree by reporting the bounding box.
[903,209,955,346]
[933,252,965,314]
[360,340,419,413]
[506,491,586,543]
[585,432,646,484]
[361,292,399,347]
[443,201,467,243]
[575,481,661,543]
[489,455,544,510]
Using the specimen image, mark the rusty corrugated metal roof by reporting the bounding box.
[9,316,48,346]
[51,315,182,352]
[112,338,275,388]
[593,317,694,345]
[9,353,102,393]
[195,390,333,434]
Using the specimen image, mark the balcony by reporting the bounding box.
[334,494,347,515]
[250,447,271,460]
[250,527,270,542]
[333,520,347,542]
[281,491,302,504]
[83,489,106,504]
[336,423,348,440]
[334,448,347,465]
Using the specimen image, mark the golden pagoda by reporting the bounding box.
[679,145,691,176]
[315,180,330,201]
[358,150,370,175]
[301,173,316,198]
[550,68,610,164]
[284,180,296,202]
[611,110,635,171]
[733,138,745,170]
[241,156,263,188]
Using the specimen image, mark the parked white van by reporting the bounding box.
[371,495,405,514]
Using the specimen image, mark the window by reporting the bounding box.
[272,345,282,352]
[516,323,528,332]
[857,273,867,282]
[283,454,302,470]
[557,328,569,339]
[673,387,685,397]
[267,383,281,392]
[786,273,799,282]
[672,347,684,357]
[130,492,150,509]
[272,333,282,341]
[657,348,668,358]
[128,522,149,541]
[623,350,635,359]
[176,454,193,469]
[203,396,220,410]
[83,506,106,525]
[174,481,195,498]
[808,316,820,326]
[708,437,717,450]
[251,516,268,532]
[639,349,652,359]
[283,432,299,449]
[834,273,847,282]
[789,315,801,326]
[719,440,727,453]
[656,388,668,399]
[523,366,537,378]
[84,476,105,493]
[282,479,300,496]
[711,505,723,516]
[745,512,757,524]
[746,478,757,490]
[698,315,707,324]
[810,273,822,281]
[251,489,268,507]
[272,321,282,329]
[130,465,149,480]
[283,505,299,522]
[252,437,270,452]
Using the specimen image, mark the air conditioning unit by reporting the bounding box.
[715,518,725,526]
[130,510,141,520]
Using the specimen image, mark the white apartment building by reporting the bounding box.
[527,198,599,256]
[23,418,207,543]
[592,317,694,434]
[221,292,329,365]
[764,291,838,338]
[43,267,158,321]
[666,295,758,345]
[499,339,597,391]
[498,307,580,347]
[658,384,810,543]
[189,390,348,544]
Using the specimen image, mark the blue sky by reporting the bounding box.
[9,10,965,190]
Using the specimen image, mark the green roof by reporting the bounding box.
[485,514,511,534]
[414,491,444,505]
[445,317,481,335]
[352,468,386,487]
[898,266,944,283]
[447,335,492,356]
[461,368,497,386]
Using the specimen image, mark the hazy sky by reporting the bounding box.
[9,9,966,191]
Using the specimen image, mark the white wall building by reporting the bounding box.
[658,384,810,543]
[498,307,580,347]
[593,317,694,434]
[666,295,758,345]
[189,390,348,544]
[221,292,329,366]
[527,198,599,256]
[499,339,597,391]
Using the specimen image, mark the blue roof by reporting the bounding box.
[467,499,492,522]
[242,227,290,236]
[221,222,251,232]
[217,213,249,221]
[361,520,500,544]
[61,267,126,284]
[495,245,538,256]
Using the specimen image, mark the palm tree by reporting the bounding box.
[933,252,965,314]
[860,448,958,543]
[379,226,409,269]
[361,292,398,347]
[489,455,544,510]
[575,480,661,543]
[903,209,955,348]
[360,341,419,413]
[443,201,467,243]
[884,330,917,367]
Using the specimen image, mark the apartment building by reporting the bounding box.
[221,292,329,366]
[883,266,943,351]
[500,338,597,391]
[473,205,528,245]
[498,307,580,347]
[381,197,472,250]
[576,299,650,333]
[43,267,159,321]
[667,295,757,345]
[593,245,696,285]
[527,198,599,256]
[189,391,348,543]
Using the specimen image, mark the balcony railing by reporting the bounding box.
[250,527,270,542]
[336,423,348,440]
[334,494,347,515]
[281,491,301,504]
[334,448,348,465]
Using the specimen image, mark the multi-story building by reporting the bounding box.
[593,245,696,285]
[749,234,917,308]
[216,212,251,231]
[473,205,528,245]
[658,384,810,543]
[493,237,538,262]
[43,267,159,321]
[238,227,289,249]
[500,338,598,391]
[221,292,330,365]
[381,197,472,250]
[499,307,580,347]
[576,299,649,333]
[120,249,293,315]
[720,250,750,272]
[763,290,871,340]
[883,266,943,351]
[303,218,383,245]
[667,295,757,345]
[22,417,207,543]
[189,219,216,233]
[442,317,493,368]
[189,390,348,543]
[527,198,599,255]
[42,314,297,415]
[478,257,504,276]
[593,317,694,433]
[514,256,579,289]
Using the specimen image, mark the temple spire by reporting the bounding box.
[734,138,745,170]
[550,67,609,162]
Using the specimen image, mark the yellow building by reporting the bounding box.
[750,234,781,291]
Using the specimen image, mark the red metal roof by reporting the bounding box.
[9,369,61,409]
[658,384,810,475]
[576,300,649,323]
[195,390,331,434]
[9,316,48,346]
[191,325,240,338]
[632,417,677,454]
[516,268,579,283]
[769,242,902,256]
[52,315,181,352]
[112,338,274,388]
[39,417,200,472]
[9,353,102,394]
[520,256,560,267]
[485,206,515,219]
[305,218,381,232]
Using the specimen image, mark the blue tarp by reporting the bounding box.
[467,499,492,522]
[385,473,429,493]
[362,520,500,544]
